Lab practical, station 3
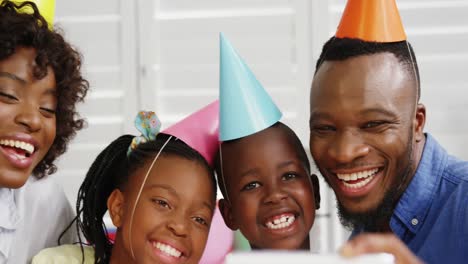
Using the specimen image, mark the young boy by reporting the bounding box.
[216,34,320,250]
[217,122,320,250]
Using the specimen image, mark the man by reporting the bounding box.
[309,0,468,263]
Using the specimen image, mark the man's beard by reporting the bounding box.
[317,130,416,232]
[337,141,414,232]
[336,186,400,232]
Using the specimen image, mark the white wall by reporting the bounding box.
[53,0,468,253]
[53,0,139,206]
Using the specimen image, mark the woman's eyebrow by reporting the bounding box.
[0,71,26,84]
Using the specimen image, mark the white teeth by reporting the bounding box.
[335,169,379,189]
[266,215,296,230]
[342,175,374,189]
[0,139,35,154]
[336,168,378,182]
[154,242,182,258]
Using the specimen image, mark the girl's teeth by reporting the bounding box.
[154,242,182,258]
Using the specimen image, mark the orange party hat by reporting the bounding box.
[335,0,406,42]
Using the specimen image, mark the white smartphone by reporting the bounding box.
[225,251,394,264]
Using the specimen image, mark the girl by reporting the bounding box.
[0,1,88,262]
[34,111,218,264]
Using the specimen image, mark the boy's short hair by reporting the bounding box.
[215,122,311,199]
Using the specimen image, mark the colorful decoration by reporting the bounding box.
[219,33,282,141]
[233,230,251,251]
[335,0,406,42]
[5,0,56,28]
[199,203,234,264]
[163,100,219,166]
[128,111,161,156]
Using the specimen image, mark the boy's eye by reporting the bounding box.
[193,216,208,226]
[241,181,260,191]
[282,172,298,181]
[152,198,171,209]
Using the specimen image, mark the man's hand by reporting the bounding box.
[340,233,424,264]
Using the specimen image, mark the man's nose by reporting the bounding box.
[327,130,370,164]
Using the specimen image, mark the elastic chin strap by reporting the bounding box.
[218,143,230,203]
[392,40,418,196]
[406,41,419,96]
[128,136,173,260]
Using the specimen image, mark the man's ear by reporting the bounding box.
[310,174,321,209]
[107,189,125,228]
[219,198,239,231]
[414,103,426,142]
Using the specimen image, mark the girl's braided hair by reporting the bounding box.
[60,133,216,264]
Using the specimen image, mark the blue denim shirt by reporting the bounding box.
[353,134,468,264]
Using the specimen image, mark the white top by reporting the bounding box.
[32,244,95,264]
[0,176,77,264]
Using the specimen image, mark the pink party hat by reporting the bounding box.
[163,100,219,166]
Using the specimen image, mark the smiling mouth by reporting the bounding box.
[335,168,380,189]
[264,213,297,230]
[0,139,35,159]
[152,241,183,258]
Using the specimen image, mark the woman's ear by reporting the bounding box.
[310,174,321,209]
[107,189,125,228]
[219,198,239,231]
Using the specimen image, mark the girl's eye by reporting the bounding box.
[193,216,208,226]
[282,173,298,181]
[241,182,260,191]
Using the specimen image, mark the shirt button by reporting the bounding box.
[411,218,419,226]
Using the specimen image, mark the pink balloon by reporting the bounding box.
[199,202,233,264]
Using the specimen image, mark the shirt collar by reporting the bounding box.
[392,133,447,234]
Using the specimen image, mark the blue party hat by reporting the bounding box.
[219,33,282,141]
